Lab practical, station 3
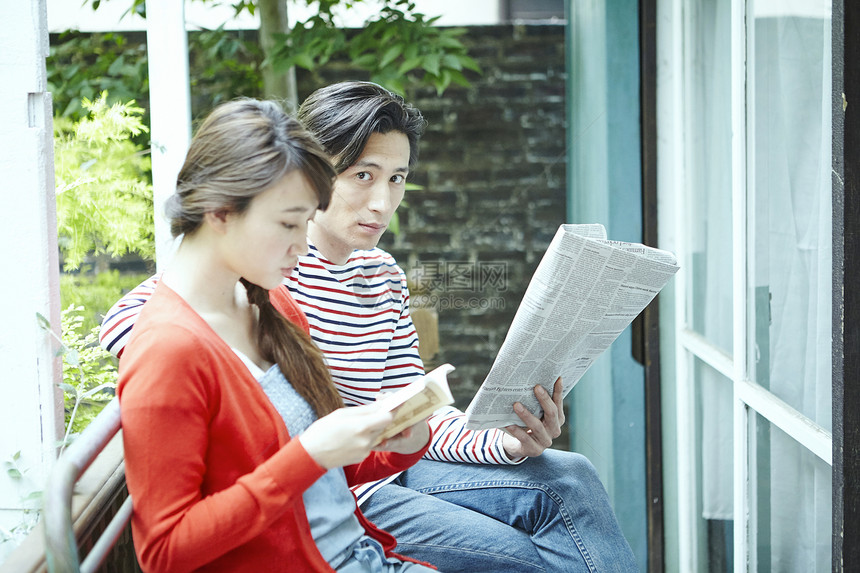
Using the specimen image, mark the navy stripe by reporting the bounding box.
[303,311,396,329]
[295,291,398,310]
[311,335,394,348]
[104,324,134,353]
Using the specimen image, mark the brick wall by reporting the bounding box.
[299,24,568,408]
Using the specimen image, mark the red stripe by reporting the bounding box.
[313,325,394,339]
[324,347,390,355]
[300,283,400,299]
[384,362,423,371]
[328,364,384,374]
[99,312,134,341]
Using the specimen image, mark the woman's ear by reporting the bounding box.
[203,209,232,233]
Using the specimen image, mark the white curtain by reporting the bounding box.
[754,8,832,570]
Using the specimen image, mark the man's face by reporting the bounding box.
[308,131,410,264]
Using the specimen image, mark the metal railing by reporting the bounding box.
[43,398,133,573]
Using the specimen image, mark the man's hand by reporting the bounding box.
[501,377,565,459]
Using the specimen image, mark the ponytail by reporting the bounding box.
[241,279,343,417]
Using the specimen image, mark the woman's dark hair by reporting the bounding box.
[166,99,343,416]
[297,81,427,173]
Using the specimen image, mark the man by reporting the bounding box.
[101,82,637,572]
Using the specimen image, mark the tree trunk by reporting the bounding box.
[257,0,298,109]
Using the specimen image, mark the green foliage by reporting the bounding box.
[80,0,480,98]
[48,31,149,121]
[188,26,264,104]
[0,450,40,553]
[54,94,155,271]
[271,0,481,95]
[38,306,118,446]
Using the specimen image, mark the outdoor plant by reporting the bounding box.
[82,0,480,101]
[38,307,118,449]
[270,0,481,95]
[53,93,155,271]
[47,30,149,121]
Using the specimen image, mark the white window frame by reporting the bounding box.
[662,0,834,570]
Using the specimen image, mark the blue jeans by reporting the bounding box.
[361,449,638,573]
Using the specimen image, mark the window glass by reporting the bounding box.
[694,356,734,571]
[752,412,831,571]
[685,0,733,355]
[750,3,832,430]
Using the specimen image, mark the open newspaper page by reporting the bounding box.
[464,224,679,430]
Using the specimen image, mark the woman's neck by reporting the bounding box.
[161,237,241,314]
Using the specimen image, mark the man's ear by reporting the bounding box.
[204,209,232,233]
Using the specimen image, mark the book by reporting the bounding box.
[374,363,455,445]
[464,224,679,430]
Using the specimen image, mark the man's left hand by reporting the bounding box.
[501,377,565,459]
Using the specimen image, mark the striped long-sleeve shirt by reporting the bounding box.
[99,245,520,503]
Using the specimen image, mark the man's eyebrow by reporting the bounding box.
[353,159,409,174]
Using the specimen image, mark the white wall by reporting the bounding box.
[46,0,502,33]
[0,0,63,564]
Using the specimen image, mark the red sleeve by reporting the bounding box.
[269,285,310,334]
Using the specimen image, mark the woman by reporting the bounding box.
[117,99,436,572]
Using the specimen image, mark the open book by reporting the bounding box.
[374,363,455,445]
[464,224,679,430]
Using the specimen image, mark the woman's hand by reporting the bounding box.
[298,403,394,469]
[374,420,431,455]
[501,377,565,459]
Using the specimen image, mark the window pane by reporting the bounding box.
[750,6,832,430]
[694,356,733,571]
[751,412,831,571]
[685,0,733,355]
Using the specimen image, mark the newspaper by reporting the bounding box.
[374,363,455,445]
[464,224,679,430]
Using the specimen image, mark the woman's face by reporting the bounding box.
[307,131,410,265]
[222,170,318,290]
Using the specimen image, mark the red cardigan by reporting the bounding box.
[118,284,430,572]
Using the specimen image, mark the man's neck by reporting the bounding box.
[306,222,353,265]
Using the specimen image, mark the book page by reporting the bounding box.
[374,363,455,444]
[464,224,679,430]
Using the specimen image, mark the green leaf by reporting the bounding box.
[388,212,400,235]
[442,54,463,71]
[379,45,403,69]
[397,56,424,75]
[448,69,471,88]
[6,468,22,479]
[352,53,378,69]
[422,53,441,76]
[21,491,43,504]
[59,383,78,397]
[82,382,116,399]
[65,349,80,368]
[11,451,21,462]
[36,313,52,331]
[457,55,482,73]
